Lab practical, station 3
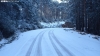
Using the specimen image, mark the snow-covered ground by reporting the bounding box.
[0,28,100,56]
[40,21,65,28]
[0,39,8,45]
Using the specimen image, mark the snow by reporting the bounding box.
[52,0,69,3]
[0,39,8,45]
[40,21,65,28]
[1,0,19,2]
[0,28,100,56]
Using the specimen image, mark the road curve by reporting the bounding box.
[25,30,47,56]
[48,30,63,56]
[25,30,75,56]
[19,29,75,56]
[51,30,75,56]
[0,28,99,56]
[48,30,75,56]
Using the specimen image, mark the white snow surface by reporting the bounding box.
[0,28,100,56]
[40,21,65,28]
[0,39,8,44]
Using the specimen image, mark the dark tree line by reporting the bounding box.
[1,0,99,41]
[0,0,70,40]
[0,0,42,40]
[75,0,100,35]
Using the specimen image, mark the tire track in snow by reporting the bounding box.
[35,31,46,56]
[49,30,75,56]
[48,30,63,56]
[25,30,46,56]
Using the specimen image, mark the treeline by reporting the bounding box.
[0,0,71,41]
[37,0,71,23]
[75,0,100,35]
[0,0,42,40]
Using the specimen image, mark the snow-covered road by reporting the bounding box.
[0,28,100,56]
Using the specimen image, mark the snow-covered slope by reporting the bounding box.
[0,28,100,56]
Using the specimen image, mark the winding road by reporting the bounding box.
[1,28,99,56]
[24,30,74,56]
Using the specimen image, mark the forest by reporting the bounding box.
[0,0,100,41]
[75,0,100,35]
